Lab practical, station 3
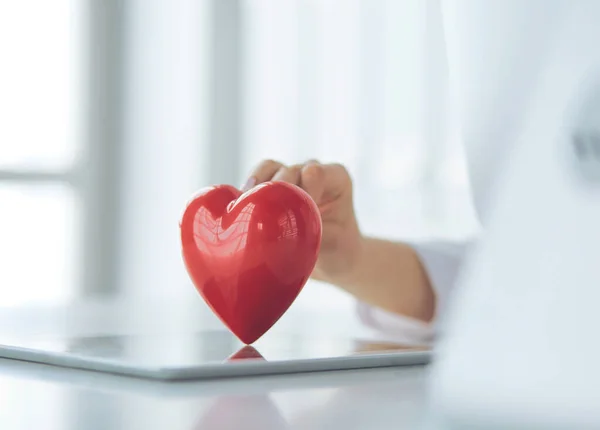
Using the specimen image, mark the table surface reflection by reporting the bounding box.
[0,359,431,430]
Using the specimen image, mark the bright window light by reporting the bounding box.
[0,0,82,171]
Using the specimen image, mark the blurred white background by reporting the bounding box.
[0,0,478,323]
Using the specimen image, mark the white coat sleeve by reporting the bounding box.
[356,240,471,345]
[356,0,565,345]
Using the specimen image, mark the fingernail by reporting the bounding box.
[241,177,256,192]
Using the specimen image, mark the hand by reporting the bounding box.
[243,159,362,282]
[243,159,435,322]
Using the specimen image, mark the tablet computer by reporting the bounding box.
[0,331,430,381]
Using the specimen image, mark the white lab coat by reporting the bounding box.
[358,0,573,345]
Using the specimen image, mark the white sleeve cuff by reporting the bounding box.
[357,239,471,345]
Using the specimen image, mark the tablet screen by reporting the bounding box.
[0,331,430,380]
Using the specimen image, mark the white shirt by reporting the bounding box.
[358,0,573,345]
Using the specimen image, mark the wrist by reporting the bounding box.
[313,233,367,287]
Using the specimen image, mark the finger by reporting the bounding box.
[272,165,302,184]
[324,163,352,198]
[300,161,325,203]
[302,162,351,205]
[243,159,284,190]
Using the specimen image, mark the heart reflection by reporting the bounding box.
[194,394,288,430]
[226,345,266,361]
[194,346,286,429]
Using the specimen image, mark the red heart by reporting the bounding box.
[180,182,322,344]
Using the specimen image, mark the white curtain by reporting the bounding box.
[241,0,477,241]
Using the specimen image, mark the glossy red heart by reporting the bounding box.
[180,182,322,344]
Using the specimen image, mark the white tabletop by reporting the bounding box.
[0,358,432,429]
[0,298,437,430]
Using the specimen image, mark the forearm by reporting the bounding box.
[321,236,436,322]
